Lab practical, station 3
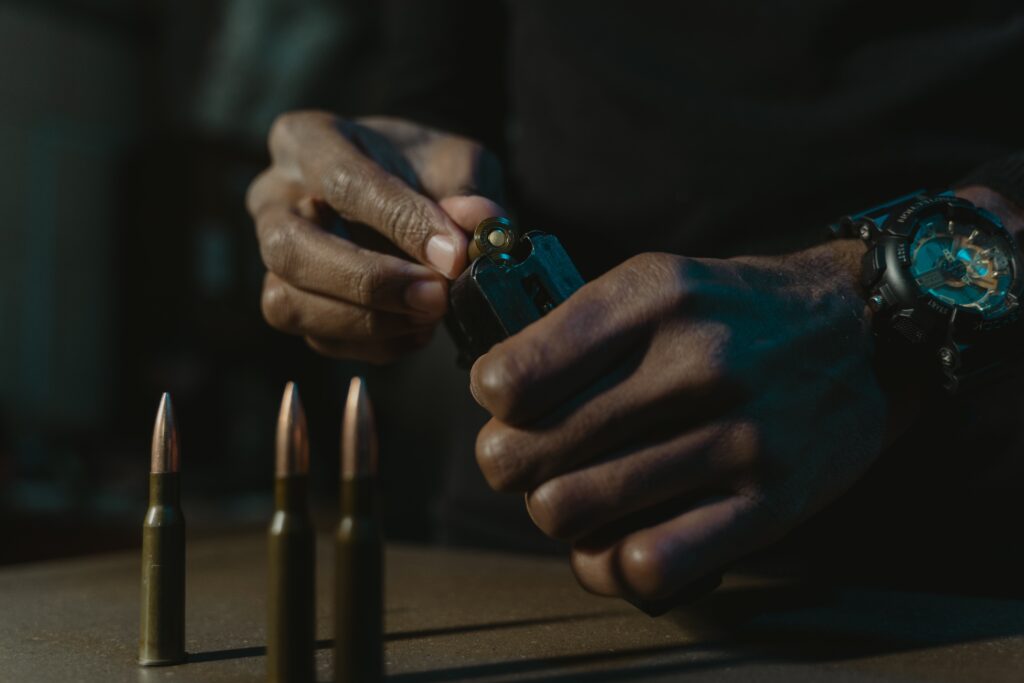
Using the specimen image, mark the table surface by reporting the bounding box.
[1,534,1023,683]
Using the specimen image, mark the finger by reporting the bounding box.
[269,112,468,278]
[255,205,448,317]
[470,255,682,425]
[570,494,773,601]
[247,168,344,237]
[246,167,305,217]
[305,331,433,365]
[438,195,507,233]
[294,195,336,225]
[262,273,429,341]
[524,422,752,541]
[474,321,736,492]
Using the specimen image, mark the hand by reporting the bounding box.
[246,111,504,363]
[469,241,890,601]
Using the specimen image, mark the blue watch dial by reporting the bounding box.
[909,213,1018,319]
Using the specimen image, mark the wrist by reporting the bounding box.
[784,237,873,326]
[808,185,1019,311]
[794,238,924,444]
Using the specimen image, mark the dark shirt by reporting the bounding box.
[367,1,1024,277]
[360,2,1024,585]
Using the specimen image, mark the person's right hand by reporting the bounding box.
[246,111,505,363]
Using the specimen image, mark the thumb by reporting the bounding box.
[439,195,508,234]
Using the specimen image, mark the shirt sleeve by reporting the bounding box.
[956,152,1024,210]
[356,0,508,151]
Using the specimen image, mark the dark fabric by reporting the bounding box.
[359,2,1024,574]
[365,1,1024,278]
[361,0,508,156]
[957,151,1024,209]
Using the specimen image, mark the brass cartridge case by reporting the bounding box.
[334,478,382,683]
[268,477,315,683]
[138,472,186,666]
[334,377,382,683]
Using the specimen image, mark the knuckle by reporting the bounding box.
[734,469,803,543]
[268,110,310,151]
[687,325,733,385]
[624,251,669,271]
[630,252,691,306]
[475,426,522,492]
[305,336,334,357]
[351,262,386,306]
[622,252,675,281]
[269,109,334,145]
[727,421,761,461]
[725,422,780,485]
[268,111,296,146]
[611,253,702,316]
[323,162,360,213]
[527,479,579,540]
[355,307,381,339]
[353,308,407,341]
[261,279,298,332]
[259,216,300,278]
[703,421,759,477]
[382,192,433,246]
[612,463,655,507]
[306,336,348,360]
[619,536,671,601]
[569,550,620,597]
[473,349,528,420]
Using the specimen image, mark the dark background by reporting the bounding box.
[0,0,471,564]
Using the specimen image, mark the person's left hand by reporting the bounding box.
[469,240,890,602]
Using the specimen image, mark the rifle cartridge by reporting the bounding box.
[334,377,383,683]
[267,382,316,683]
[138,393,186,666]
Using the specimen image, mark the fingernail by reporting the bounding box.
[404,280,447,316]
[426,235,458,275]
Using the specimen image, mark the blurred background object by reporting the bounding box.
[0,0,460,564]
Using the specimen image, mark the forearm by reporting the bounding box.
[956,185,1024,236]
[956,152,1024,219]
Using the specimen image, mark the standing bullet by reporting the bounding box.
[139,393,186,666]
[267,382,316,683]
[335,377,383,683]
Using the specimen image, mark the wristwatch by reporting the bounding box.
[829,190,1024,392]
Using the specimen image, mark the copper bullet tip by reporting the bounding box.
[342,377,377,480]
[276,381,310,477]
[151,392,180,474]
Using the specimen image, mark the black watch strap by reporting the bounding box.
[956,151,1024,211]
[941,317,1024,393]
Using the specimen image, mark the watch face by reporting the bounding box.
[908,211,1019,319]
